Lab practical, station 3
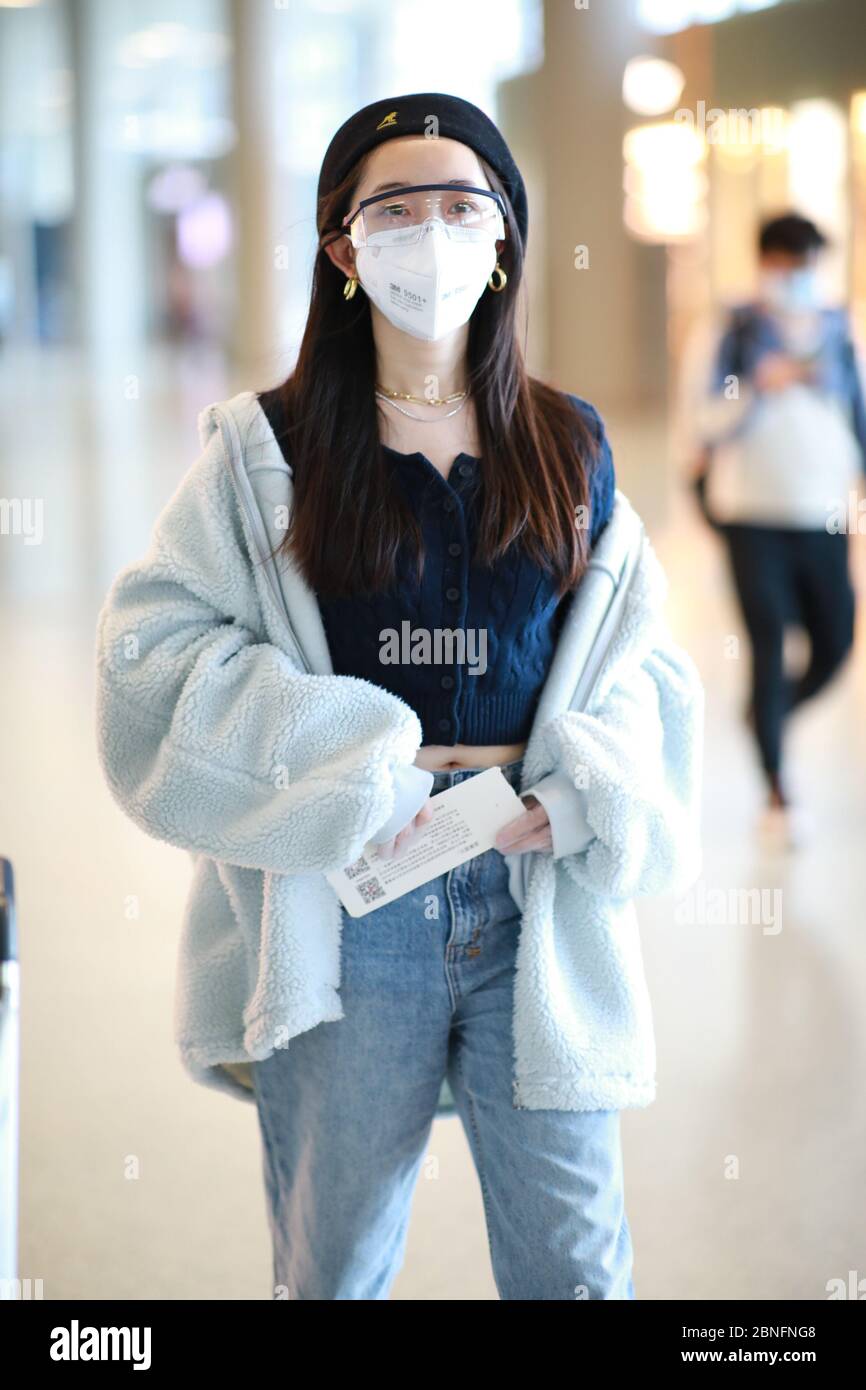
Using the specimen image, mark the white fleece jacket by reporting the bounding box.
[95,390,704,1113]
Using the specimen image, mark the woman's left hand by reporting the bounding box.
[494,794,553,855]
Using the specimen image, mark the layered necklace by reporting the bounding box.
[375,383,469,422]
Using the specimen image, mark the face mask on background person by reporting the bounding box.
[355,217,499,342]
[759,266,820,316]
[759,267,827,361]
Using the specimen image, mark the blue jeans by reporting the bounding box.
[251,758,635,1300]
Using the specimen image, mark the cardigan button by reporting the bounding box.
[458,461,474,477]
[437,718,451,733]
[447,542,462,557]
[440,675,454,689]
[445,587,460,601]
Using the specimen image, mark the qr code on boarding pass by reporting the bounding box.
[356,876,386,906]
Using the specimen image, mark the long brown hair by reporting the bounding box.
[258,150,599,601]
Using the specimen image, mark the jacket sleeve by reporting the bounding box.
[521,768,595,859]
[529,634,704,901]
[367,763,434,843]
[94,429,427,875]
[691,316,758,448]
[843,325,866,470]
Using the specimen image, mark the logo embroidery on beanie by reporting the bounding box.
[376,110,398,129]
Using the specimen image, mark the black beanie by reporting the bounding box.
[316,91,528,247]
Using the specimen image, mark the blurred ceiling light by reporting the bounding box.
[624,185,708,241]
[789,99,847,183]
[0,1,44,8]
[388,0,537,92]
[788,99,847,226]
[851,95,866,322]
[177,192,233,269]
[622,57,685,117]
[147,166,208,214]
[623,121,707,241]
[118,23,231,70]
[623,120,706,169]
[852,92,866,139]
[788,99,847,301]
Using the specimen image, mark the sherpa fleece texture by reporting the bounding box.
[94,389,704,1113]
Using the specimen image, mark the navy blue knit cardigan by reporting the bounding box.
[258,391,615,746]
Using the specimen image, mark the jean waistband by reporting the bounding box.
[430,757,524,794]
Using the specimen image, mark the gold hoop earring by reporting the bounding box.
[488,263,507,293]
[343,274,359,301]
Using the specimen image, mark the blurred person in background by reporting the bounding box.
[678,213,866,847]
[96,93,704,1300]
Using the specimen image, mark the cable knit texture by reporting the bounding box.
[258,388,615,746]
[94,389,704,1114]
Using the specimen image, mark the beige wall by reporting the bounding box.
[712,0,866,109]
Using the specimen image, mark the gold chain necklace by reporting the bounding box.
[376,391,469,422]
[375,383,467,407]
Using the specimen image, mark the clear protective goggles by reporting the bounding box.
[342,182,506,249]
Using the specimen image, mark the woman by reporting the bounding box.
[95,93,704,1300]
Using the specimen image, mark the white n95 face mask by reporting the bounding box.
[354,218,498,342]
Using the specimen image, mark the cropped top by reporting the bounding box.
[257,389,615,746]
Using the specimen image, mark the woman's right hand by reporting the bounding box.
[374,798,434,859]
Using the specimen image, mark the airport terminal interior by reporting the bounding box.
[1,0,865,1298]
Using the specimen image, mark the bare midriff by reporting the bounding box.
[414,741,527,773]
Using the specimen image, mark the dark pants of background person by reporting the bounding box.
[720,523,855,781]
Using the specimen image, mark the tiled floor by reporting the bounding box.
[3,352,864,1299]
